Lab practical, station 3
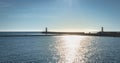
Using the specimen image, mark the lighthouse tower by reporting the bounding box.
[45,27,48,33]
[101,27,104,32]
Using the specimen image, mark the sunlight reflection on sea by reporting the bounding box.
[50,35,94,63]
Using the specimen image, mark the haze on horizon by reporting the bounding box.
[0,0,120,32]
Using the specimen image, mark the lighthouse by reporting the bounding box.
[45,27,48,33]
[101,27,104,32]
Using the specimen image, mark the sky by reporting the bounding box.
[0,0,120,32]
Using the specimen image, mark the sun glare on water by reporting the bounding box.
[63,36,84,49]
[55,35,89,63]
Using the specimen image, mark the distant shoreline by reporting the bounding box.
[0,34,120,37]
[0,32,120,37]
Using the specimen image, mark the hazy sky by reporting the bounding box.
[0,0,120,32]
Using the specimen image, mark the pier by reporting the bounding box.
[41,27,120,37]
[0,27,120,37]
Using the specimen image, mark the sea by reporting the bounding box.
[0,32,120,63]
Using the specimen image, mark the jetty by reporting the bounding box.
[41,27,120,37]
[0,27,120,37]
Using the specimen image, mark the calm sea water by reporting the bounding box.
[0,33,120,63]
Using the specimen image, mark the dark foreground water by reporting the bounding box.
[0,34,120,63]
